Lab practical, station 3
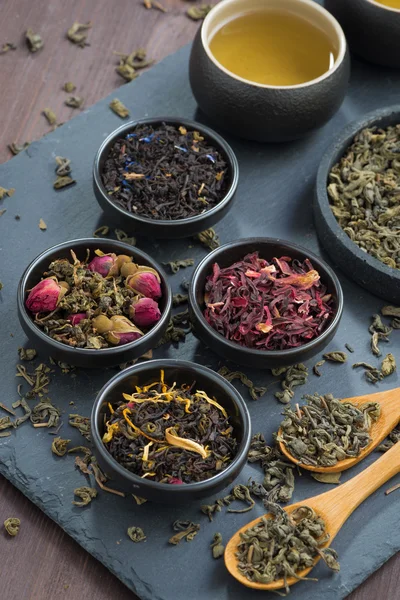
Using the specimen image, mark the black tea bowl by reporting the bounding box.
[189,238,343,369]
[17,238,172,368]
[325,0,400,68]
[315,105,400,304]
[90,359,252,503]
[189,0,350,142]
[93,117,239,239]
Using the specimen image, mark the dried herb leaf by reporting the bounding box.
[67,22,91,47]
[115,228,136,246]
[69,414,91,440]
[313,359,325,377]
[109,98,130,118]
[18,348,37,361]
[143,0,167,11]
[195,228,220,250]
[381,353,396,378]
[26,29,43,52]
[172,293,188,307]
[115,48,154,82]
[39,218,47,230]
[0,42,17,54]
[54,176,75,189]
[63,82,76,93]
[42,108,57,127]
[4,518,20,536]
[164,258,194,273]
[210,532,225,559]
[93,225,110,237]
[65,95,84,109]
[72,486,97,506]
[51,436,70,456]
[8,142,30,155]
[323,351,347,363]
[169,520,200,545]
[274,363,308,404]
[132,494,148,505]
[31,398,60,428]
[0,187,15,199]
[218,366,268,401]
[187,5,214,20]
[311,472,341,484]
[127,526,146,542]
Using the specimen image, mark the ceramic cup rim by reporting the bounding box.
[17,238,172,357]
[93,116,239,227]
[201,0,347,90]
[366,0,400,13]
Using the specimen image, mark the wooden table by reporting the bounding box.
[0,1,398,598]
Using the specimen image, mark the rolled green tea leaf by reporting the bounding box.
[72,486,97,506]
[127,526,146,542]
[4,517,20,536]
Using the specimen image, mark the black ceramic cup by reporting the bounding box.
[325,0,400,68]
[17,239,172,368]
[314,105,400,304]
[189,0,350,143]
[93,117,239,239]
[188,238,343,369]
[90,359,252,503]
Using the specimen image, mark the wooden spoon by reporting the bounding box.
[278,387,400,473]
[225,441,400,591]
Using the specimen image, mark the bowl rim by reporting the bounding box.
[315,104,400,284]
[189,237,344,359]
[90,359,252,493]
[93,116,239,227]
[201,0,347,90]
[17,237,173,357]
[366,0,400,13]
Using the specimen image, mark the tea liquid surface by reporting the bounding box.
[373,0,400,8]
[209,10,337,86]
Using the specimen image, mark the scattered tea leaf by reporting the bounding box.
[311,472,341,484]
[114,48,154,82]
[345,343,354,353]
[164,258,194,273]
[109,98,130,118]
[274,363,308,404]
[12,397,32,427]
[127,526,147,542]
[323,351,347,363]
[353,361,381,384]
[55,156,71,177]
[51,436,70,457]
[313,359,325,377]
[18,348,37,361]
[0,403,15,416]
[381,305,400,318]
[385,483,400,495]
[195,228,220,250]
[39,218,47,230]
[72,486,97,506]
[132,494,148,505]
[381,353,396,378]
[210,532,225,559]
[169,520,200,545]
[187,4,214,20]
[31,398,60,428]
[69,414,91,440]
[65,95,84,109]
[0,42,17,54]
[67,22,91,47]
[63,82,76,93]
[143,0,167,11]
[218,366,268,401]
[0,187,15,199]
[54,176,75,189]
[4,518,20,536]
[8,141,30,155]
[115,228,136,245]
[93,225,110,237]
[42,108,57,127]
[172,293,188,307]
[26,28,43,52]
[0,209,5,216]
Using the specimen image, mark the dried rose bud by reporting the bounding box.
[120,262,139,277]
[88,253,118,277]
[168,477,184,485]
[106,315,143,346]
[129,297,161,328]
[115,254,133,270]
[126,271,161,300]
[26,278,67,313]
[67,313,86,326]
[92,315,113,334]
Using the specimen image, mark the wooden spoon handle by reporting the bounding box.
[312,442,400,536]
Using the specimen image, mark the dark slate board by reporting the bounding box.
[1,33,399,600]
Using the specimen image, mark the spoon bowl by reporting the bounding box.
[225,441,400,591]
[278,387,400,473]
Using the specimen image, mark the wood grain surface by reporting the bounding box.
[0,1,398,599]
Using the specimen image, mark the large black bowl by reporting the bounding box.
[314,105,400,304]
[325,0,400,68]
[17,238,172,368]
[189,238,343,369]
[90,359,252,503]
[189,0,350,142]
[93,117,239,239]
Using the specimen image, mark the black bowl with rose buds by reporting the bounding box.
[93,117,239,239]
[91,359,251,502]
[188,238,343,369]
[17,239,172,368]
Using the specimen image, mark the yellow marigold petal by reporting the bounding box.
[165,427,209,458]
[142,441,153,462]
[194,391,228,418]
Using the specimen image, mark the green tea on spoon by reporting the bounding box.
[209,10,337,86]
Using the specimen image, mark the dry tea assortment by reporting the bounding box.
[328,124,400,269]
[102,370,237,483]
[25,249,163,348]
[101,122,229,220]
[204,252,334,350]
